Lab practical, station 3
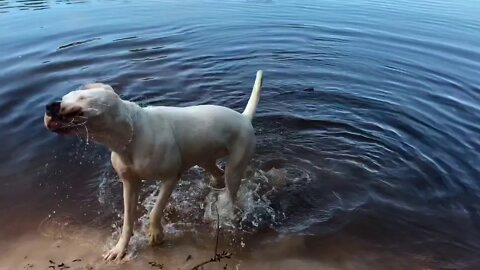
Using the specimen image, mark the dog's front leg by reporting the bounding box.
[104,178,141,261]
[149,178,178,245]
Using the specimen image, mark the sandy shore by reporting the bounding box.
[1,226,442,270]
[0,227,327,270]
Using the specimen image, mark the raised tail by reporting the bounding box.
[242,70,264,121]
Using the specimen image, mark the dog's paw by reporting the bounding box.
[209,175,226,190]
[103,244,126,262]
[148,226,164,246]
[209,182,226,190]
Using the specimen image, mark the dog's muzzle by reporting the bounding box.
[44,101,82,134]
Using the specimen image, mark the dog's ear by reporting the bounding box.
[82,83,115,92]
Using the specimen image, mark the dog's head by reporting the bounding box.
[44,83,120,135]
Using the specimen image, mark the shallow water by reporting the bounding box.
[1,0,480,269]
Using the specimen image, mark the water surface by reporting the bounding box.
[1,0,480,269]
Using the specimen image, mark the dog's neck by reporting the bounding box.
[90,100,141,156]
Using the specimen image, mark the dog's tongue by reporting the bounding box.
[48,119,63,129]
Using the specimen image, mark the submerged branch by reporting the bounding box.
[191,197,233,270]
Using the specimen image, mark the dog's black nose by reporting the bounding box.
[46,101,61,117]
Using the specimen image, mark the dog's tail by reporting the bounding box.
[242,70,264,121]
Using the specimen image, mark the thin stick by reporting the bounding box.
[191,195,232,270]
[214,198,220,257]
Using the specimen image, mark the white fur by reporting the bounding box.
[44,71,264,261]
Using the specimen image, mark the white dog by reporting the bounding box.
[44,70,263,261]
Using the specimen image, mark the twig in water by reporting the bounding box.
[214,197,220,257]
[190,196,233,270]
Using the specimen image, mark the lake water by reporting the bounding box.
[1,0,480,269]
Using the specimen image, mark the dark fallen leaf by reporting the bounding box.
[148,261,163,269]
[57,263,70,269]
[72,259,81,262]
[49,260,55,264]
[186,255,192,261]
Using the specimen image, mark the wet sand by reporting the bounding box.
[0,222,440,270]
[0,229,324,270]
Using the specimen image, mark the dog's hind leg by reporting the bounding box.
[201,161,225,190]
[225,139,255,203]
[148,177,178,245]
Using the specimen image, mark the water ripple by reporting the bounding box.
[1,0,480,267]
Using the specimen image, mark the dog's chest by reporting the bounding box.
[111,151,180,181]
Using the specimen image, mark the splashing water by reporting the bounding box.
[96,164,312,257]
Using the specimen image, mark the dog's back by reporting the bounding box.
[145,104,254,167]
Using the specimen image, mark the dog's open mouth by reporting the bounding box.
[47,119,74,134]
[44,109,84,134]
